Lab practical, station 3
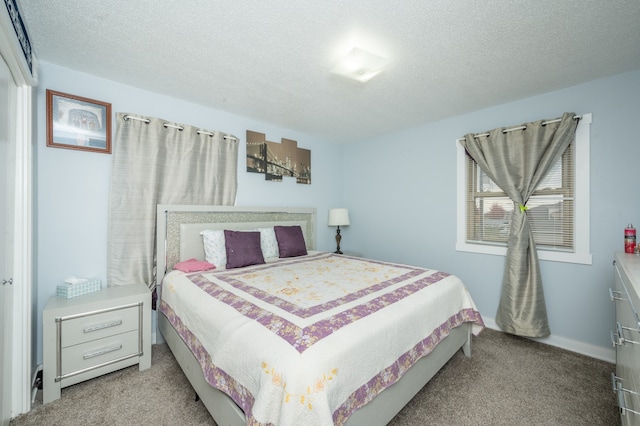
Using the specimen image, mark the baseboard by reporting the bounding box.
[482,317,615,364]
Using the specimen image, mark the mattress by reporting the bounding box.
[159,252,483,425]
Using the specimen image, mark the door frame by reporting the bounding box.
[1,2,36,420]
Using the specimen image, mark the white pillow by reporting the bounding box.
[200,229,226,269]
[258,227,279,258]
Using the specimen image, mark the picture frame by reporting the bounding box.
[46,89,112,154]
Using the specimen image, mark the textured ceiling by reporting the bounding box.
[17,0,640,143]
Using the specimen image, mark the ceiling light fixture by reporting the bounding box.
[331,47,391,83]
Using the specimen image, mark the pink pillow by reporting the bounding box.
[224,230,265,269]
[274,225,307,258]
[174,258,216,272]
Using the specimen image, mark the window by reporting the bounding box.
[456,113,592,265]
[466,142,574,248]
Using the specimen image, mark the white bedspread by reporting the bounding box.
[160,252,483,426]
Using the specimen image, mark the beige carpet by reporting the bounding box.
[11,328,618,425]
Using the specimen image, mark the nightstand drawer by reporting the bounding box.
[61,329,140,376]
[60,304,140,348]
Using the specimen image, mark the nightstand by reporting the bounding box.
[42,283,151,404]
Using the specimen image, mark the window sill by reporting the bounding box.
[456,242,592,265]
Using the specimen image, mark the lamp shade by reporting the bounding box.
[328,208,350,226]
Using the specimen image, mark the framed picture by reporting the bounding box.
[46,89,112,154]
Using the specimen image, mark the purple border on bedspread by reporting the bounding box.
[160,300,257,418]
[188,257,450,353]
[160,299,483,426]
[214,253,427,318]
[333,307,483,425]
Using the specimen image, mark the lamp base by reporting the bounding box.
[334,227,343,254]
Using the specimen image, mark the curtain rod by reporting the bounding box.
[122,114,237,141]
[456,115,581,143]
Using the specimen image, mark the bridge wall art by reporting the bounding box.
[246,130,311,184]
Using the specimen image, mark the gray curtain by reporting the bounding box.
[107,113,238,291]
[462,112,578,337]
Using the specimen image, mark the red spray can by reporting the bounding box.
[625,224,636,253]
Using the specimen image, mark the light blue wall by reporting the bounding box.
[342,69,640,359]
[34,60,640,364]
[34,61,344,363]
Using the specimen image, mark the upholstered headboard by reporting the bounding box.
[155,205,317,285]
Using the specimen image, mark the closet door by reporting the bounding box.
[0,52,17,426]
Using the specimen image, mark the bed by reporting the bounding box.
[155,205,483,426]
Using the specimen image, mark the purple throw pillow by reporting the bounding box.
[274,225,308,258]
[224,230,265,269]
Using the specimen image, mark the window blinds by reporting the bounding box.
[465,141,575,251]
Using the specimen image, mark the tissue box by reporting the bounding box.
[56,279,102,299]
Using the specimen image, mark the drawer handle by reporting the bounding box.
[83,344,123,360]
[612,373,640,416]
[620,321,640,334]
[611,329,623,347]
[610,288,627,302]
[617,322,640,345]
[83,320,123,333]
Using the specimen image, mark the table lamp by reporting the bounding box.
[328,208,350,254]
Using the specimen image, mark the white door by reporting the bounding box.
[0,53,17,426]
